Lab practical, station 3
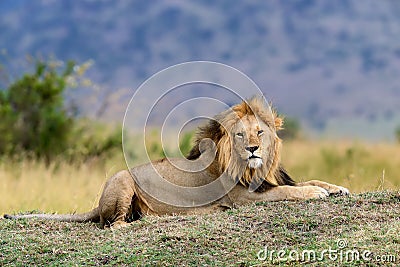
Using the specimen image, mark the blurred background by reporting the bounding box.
[1,0,399,213]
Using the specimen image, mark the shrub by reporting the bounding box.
[395,126,400,143]
[279,116,301,140]
[0,58,121,163]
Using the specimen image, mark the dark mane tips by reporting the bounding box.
[276,165,296,186]
[186,119,223,160]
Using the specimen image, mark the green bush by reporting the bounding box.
[0,58,121,163]
[395,126,400,143]
[279,116,301,140]
[67,119,122,162]
[179,131,194,156]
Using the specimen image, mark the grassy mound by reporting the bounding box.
[1,191,399,266]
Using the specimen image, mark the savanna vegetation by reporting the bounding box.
[1,139,399,214]
[0,58,121,164]
[396,126,400,143]
[0,58,399,266]
[0,59,399,213]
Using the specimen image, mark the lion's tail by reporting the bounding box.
[3,207,100,223]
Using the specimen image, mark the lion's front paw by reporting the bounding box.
[327,185,350,196]
[298,186,329,200]
[299,180,350,196]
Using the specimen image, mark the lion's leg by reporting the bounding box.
[229,185,329,205]
[297,180,349,195]
[98,170,137,229]
[100,190,136,228]
[109,194,135,228]
[261,185,330,201]
[100,216,106,229]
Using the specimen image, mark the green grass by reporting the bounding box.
[1,191,399,266]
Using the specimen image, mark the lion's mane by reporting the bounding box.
[187,96,295,192]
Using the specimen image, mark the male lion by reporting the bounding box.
[4,96,349,229]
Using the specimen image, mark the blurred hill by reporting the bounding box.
[1,0,400,140]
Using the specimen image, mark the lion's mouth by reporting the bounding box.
[247,156,263,169]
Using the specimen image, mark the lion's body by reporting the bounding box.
[4,96,349,228]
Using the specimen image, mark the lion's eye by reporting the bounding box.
[236,133,244,138]
[257,130,264,136]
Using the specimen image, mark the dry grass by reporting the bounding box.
[1,140,399,215]
[282,141,400,193]
[1,140,399,266]
[0,156,125,214]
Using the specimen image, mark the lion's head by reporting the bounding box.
[187,96,294,191]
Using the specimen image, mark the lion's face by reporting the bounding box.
[188,96,283,187]
[230,114,276,170]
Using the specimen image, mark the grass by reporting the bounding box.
[1,140,399,214]
[281,140,400,192]
[0,155,125,214]
[0,191,399,266]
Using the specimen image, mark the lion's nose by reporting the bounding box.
[245,146,259,153]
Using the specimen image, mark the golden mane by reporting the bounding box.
[187,96,292,190]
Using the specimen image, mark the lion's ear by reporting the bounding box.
[274,116,283,130]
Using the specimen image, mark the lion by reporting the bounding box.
[4,96,349,229]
